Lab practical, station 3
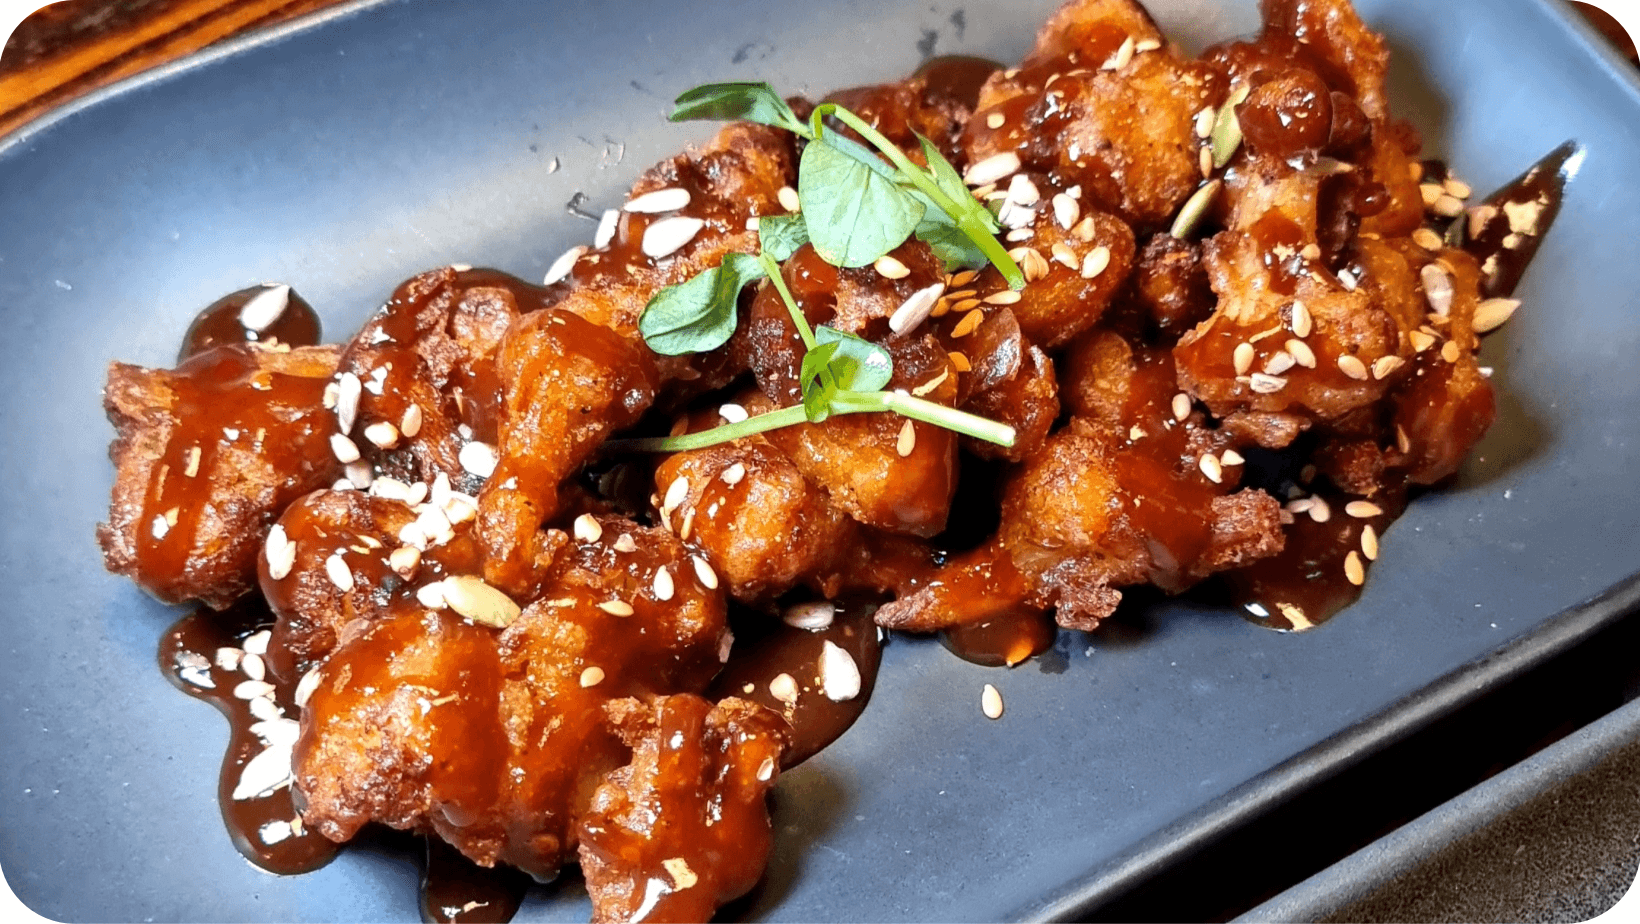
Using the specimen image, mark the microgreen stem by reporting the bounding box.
[810,104,1025,290]
[758,251,815,350]
[831,390,1016,447]
[608,405,811,453]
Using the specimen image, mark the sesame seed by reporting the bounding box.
[323,382,339,409]
[1007,173,1041,207]
[543,245,588,285]
[623,187,691,213]
[757,757,776,782]
[1409,330,1437,352]
[1412,228,1444,251]
[1397,425,1412,454]
[896,420,917,457]
[1441,340,1462,363]
[874,255,911,279]
[1199,146,1214,179]
[265,525,296,580]
[1233,342,1255,376]
[1199,454,1224,483]
[769,672,799,705]
[1372,356,1406,380]
[653,567,675,602]
[1052,193,1080,229]
[693,555,719,590]
[613,533,637,553]
[238,284,291,333]
[416,580,448,609]
[1286,339,1317,368]
[579,666,605,688]
[964,152,1022,187]
[1433,195,1465,218]
[1290,301,1313,338]
[399,404,423,439]
[1194,107,1215,139]
[1104,35,1136,70]
[981,683,1004,719]
[1080,246,1111,279]
[663,857,698,891]
[573,514,603,544]
[1051,242,1079,269]
[459,441,498,478]
[777,186,801,212]
[1171,393,1192,422]
[1015,247,1050,282]
[294,668,322,708]
[386,545,420,578]
[984,289,1022,306]
[1346,501,1384,519]
[1249,373,1288,394]
[641,216,705,259]
[713,403,748,425]
[889,282,946,335]
[1309,496,1332,523]
[912,368,950,397]
[1362,524,1380,561]
[951,308,985,339]
[363,422,400,450]
[948,270,980,287]
[1420,183,1445,208]
[1263,352,1297,376]
[335,372,363,434]
[594,209,619,248]
[1344,551,1366,586]
[1473,298,1521,334]
[986,111,1005,129]
[240,652,266,682]
[1221,449,1245,467]
[1300,243,1322,262]
[783,601,836,630]
[721,463,746,486]
[324,554,354,592]
[1073,216,1098,242]
[329,433,361,464]
[1421,264,1454,315]
[597,600,635,617]
[818,640,862,702]
[948,351,972,372]
[233,680,276,700]
[1337,355,1369,381]
[663,475,689,513]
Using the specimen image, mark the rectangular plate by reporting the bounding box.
[1,0,1637,920]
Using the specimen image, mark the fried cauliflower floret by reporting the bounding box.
[98,343,342,609]
[962,0,1225,228]
[652,437,855,604]
[477,308,661,595]
[578,695,789,924]
[333,267,552,494]
[294,516,730,883]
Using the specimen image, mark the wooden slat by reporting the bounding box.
[0,0,341,139]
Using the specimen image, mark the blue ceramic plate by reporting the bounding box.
[2,0,1637,919]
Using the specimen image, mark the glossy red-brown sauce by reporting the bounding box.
[180,284,322,361]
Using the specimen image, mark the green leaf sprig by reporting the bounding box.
[673,82,1024,286]
[621,82,1021,455]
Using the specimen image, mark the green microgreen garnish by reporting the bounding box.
[620,81,1020,455]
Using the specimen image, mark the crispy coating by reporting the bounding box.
[477,308,661,595]
[653,437,855,604]
[98,343,342,609]
[334,267,552,493]
[1135,235,1214,337]
[963,0,1224,228]
[578,695,789,924]
[294,515,729,882]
